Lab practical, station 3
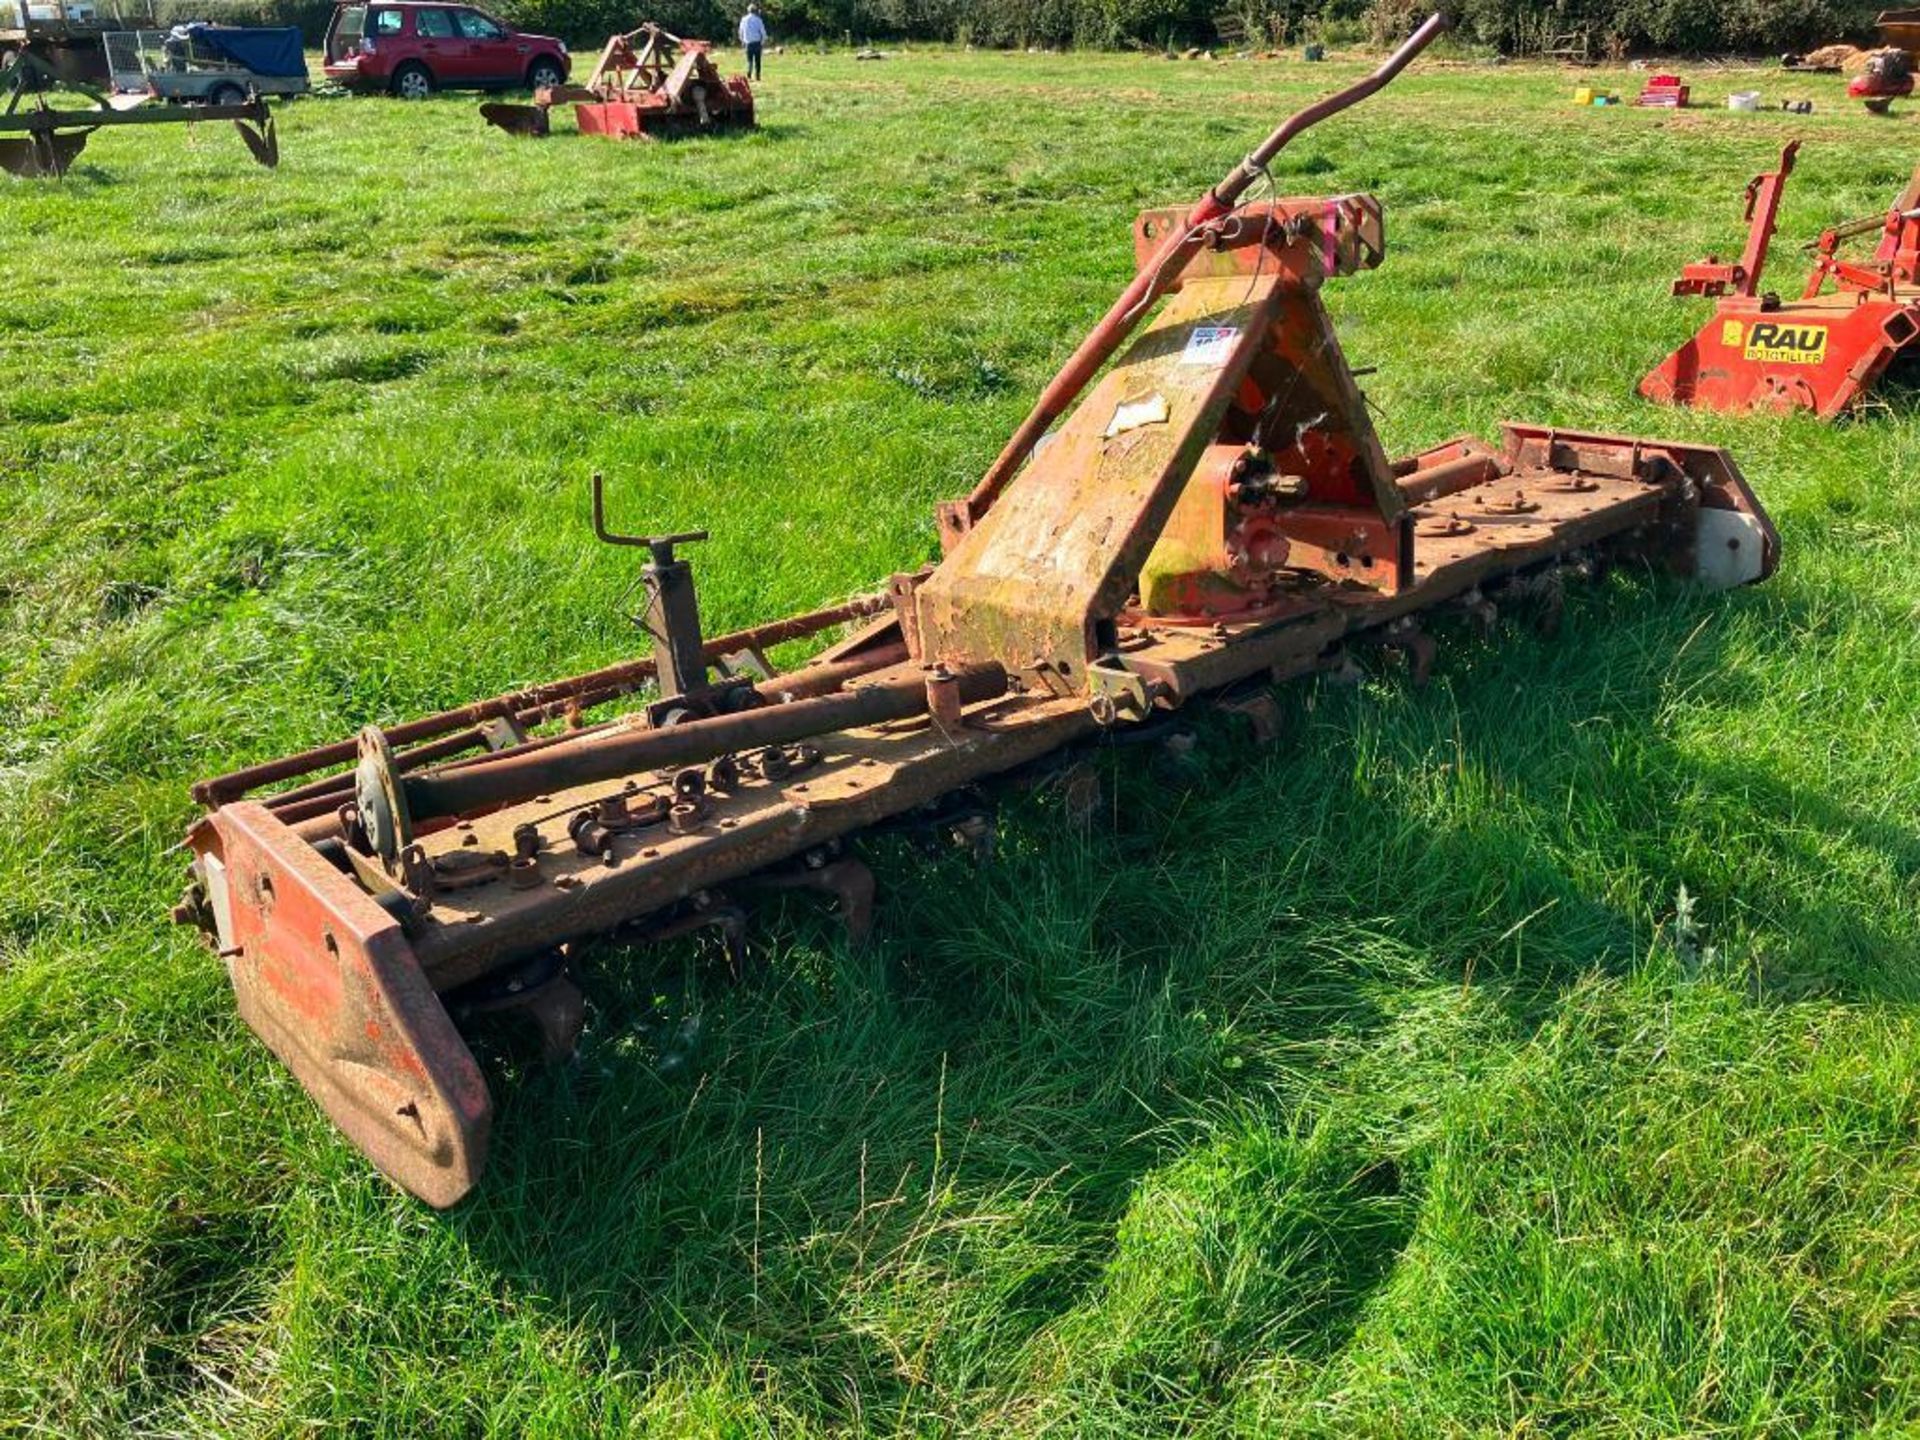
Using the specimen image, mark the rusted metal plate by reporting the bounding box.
[1128,279,1408,613]
[396,693,1095,994]
[1499,424,1779,584]
[916,275,1286,682]
[1131,195,1386,280]
[205,803,490,1208]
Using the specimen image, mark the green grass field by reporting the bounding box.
[6,45,1920,1436]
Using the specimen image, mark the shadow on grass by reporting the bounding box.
[535,118,792,149]
[439,560,1918,1422]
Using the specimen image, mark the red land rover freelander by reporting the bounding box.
[323,1,568,98]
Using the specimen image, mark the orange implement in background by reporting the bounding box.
[481,22,752,140]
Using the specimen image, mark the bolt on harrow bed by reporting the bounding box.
[181,14,1777,1206]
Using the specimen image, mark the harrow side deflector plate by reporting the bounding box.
[202,802,490,1208]
[1499,424,1780,585]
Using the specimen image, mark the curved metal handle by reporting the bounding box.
[1211,12,1451,212]
[590,472,708,561]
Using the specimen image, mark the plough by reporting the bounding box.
[180,13,1776,1206]
[481,22,752,140]
[0,49,277,177]
[1641,141,1920,418]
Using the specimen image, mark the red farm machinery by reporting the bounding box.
[482,22,752,140]
[181,14,1777,1206]
[1641,140,1920,418]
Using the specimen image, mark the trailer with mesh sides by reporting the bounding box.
[104,25,308,103]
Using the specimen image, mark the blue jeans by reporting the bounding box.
[745,41,762,79]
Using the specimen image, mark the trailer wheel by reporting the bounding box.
[391,63,434,100]
[209,81,247,106]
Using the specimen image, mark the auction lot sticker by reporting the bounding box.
[1179,326,1241,367]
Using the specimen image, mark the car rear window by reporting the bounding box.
[415,7,454,37]
[368,7,403,35]
[327,5,366,59]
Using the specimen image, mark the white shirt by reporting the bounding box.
[739,13,766,43]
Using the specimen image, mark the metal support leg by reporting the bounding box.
[746,855,877,944]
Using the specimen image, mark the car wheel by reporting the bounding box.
[526,57,563,91]
[391,63,434,99]
[209,81,247,106]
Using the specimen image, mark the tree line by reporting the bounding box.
[181,0,1887,57]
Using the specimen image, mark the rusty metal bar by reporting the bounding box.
[263,645,911,826]
[0,96,273,133]
[192,594,893,807]
[1208,12,1450,212]
[400,663,1008,824]
[1733,142,1797,298]
[1397,452,1505,506]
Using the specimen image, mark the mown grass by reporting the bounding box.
[3,44,1920,1437]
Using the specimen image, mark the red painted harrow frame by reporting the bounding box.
[185,16,1778,1205]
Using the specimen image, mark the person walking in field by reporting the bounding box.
[739,3,766,81]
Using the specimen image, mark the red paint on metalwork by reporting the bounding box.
[212,802,489,1207]
[545,23,752,139]
[1670,142,1798,299]
[183,15,1787,1209]
[1643,145,1920,418]
[940,14,1448,550]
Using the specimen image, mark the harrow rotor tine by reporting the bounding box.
[743,855,877,946]
[234,112,278,169]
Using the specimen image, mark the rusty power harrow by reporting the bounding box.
[481,22,752,140]
[181,13,1777,1206]
[0,49,277,178]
